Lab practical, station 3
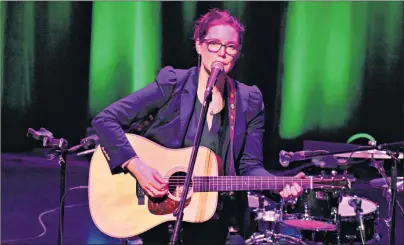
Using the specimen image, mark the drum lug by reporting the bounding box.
[304,202,309,217]
[345,235,357,243]
[332,191,340,198]
[331,207,338,217]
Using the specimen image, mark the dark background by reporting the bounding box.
[2,1,403,171]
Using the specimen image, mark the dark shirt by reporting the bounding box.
[183,98,224,152]
[183,91,230,175]
[183,94,238,223]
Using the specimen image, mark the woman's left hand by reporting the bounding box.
[279,172,305,202]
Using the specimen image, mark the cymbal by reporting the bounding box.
[370,177,403,191]
[334,150,403,159]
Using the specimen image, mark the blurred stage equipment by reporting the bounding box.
[278,137,403,245]
[26,128,100,245]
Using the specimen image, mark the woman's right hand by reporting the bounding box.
[127,157,168,198]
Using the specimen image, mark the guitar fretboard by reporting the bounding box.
[191,176,314,192]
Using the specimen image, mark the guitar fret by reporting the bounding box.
[260,176,263,189]
[274,177,276,190]
[230,176,232,191]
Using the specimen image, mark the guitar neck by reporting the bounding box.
[192,176,314,192]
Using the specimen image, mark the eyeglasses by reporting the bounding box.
[203,39,240,56]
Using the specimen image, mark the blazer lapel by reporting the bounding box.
[179,69,198,143]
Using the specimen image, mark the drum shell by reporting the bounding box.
[285,190,340,220]
[337,196,380,244]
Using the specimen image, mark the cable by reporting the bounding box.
[1,186,88,244]
[346,133,376,145]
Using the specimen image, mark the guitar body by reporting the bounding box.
[88,134,221,238]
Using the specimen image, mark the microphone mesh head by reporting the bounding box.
[211,61,224,71]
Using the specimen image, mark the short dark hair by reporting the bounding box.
[193,8,245,46]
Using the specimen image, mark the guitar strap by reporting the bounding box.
[224,77,241,232]
[211,77,238,222]
[227,77,237,177]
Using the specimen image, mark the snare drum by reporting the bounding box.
[337,196,380,244]
[282,189,340,228]
[281,190,341,243]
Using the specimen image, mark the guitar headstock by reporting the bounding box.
[312,174,355,190]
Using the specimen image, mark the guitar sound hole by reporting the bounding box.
[168,171,193,198]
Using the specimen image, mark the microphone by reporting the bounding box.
[80,134,99,149]
[204,61,224,99]
[377,141,404,151]
[68,134,99,154]
[348,197,362,210]
[279,150,309,167]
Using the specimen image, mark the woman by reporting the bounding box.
[92,8,304,244]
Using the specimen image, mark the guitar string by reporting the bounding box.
[164,177,343,189]
[163,177,343,180]
[163,179,339,182]
[163,180,339,183]
[163,179,323,181]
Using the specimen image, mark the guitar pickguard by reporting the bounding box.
[148,196,192,215]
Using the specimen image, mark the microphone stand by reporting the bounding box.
[169,84,215,245]
[350,197,366,245]
[384,150,399,245]
[27,128,83,245]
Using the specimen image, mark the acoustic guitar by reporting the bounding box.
[88,134,351,238]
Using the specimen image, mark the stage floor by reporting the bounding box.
[1,151,403,244]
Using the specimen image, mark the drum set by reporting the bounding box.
[246,150,403,245]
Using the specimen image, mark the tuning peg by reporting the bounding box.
[331,170,337,176]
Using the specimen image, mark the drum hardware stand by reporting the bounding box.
[383,149,401,245]
[383,188,404,217]
[370,153,404,245]
[348,196,366,245]
[374,158,404,218]
[250,196,283,245]
[254,195,267,233]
